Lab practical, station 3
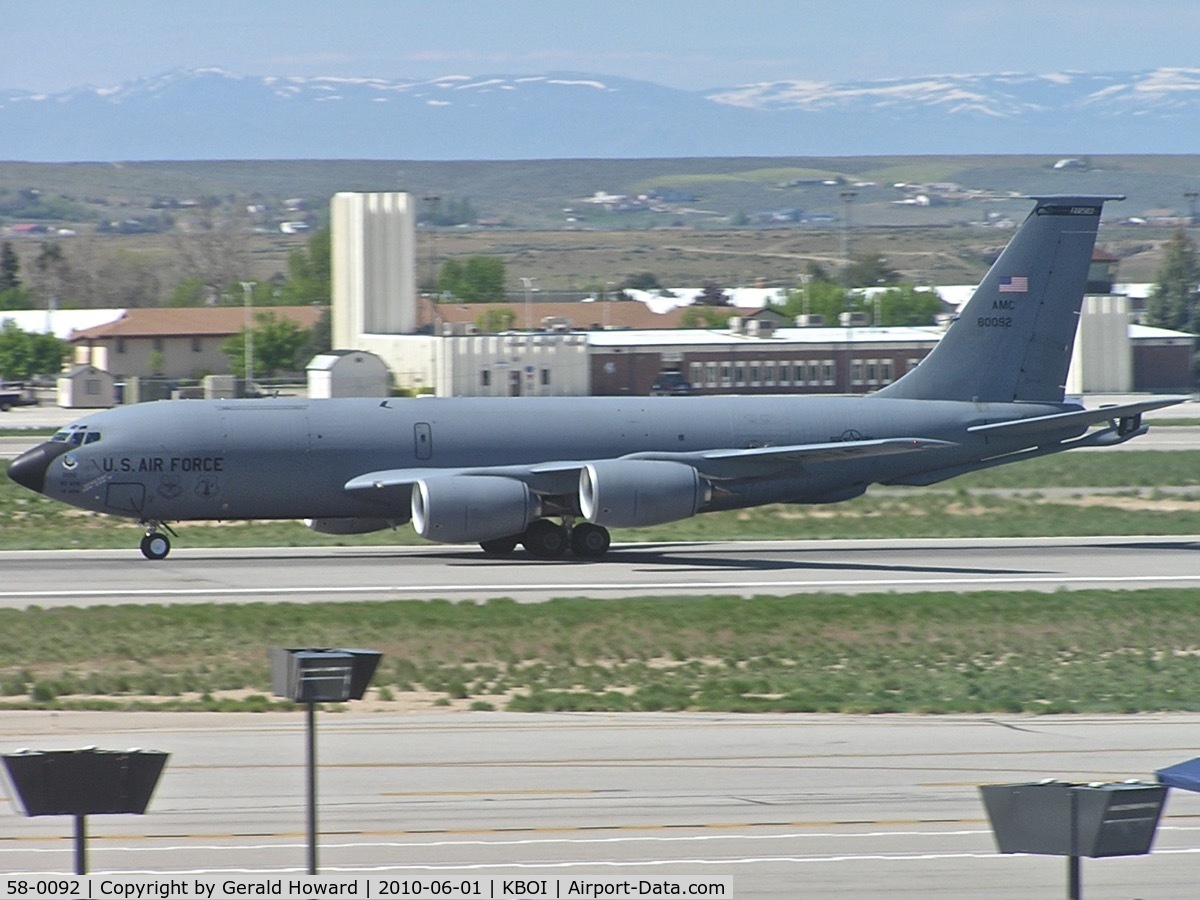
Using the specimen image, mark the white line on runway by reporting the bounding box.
[16,850,1200,877]
[2,573,1200,602]
[0,830,997,857]
[10,829,1200,876]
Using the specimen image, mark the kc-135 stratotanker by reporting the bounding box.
[7,196,1186,560]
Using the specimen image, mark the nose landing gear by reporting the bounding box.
[138,522,176,560]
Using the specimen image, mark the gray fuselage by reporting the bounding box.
[37,394,1074,524]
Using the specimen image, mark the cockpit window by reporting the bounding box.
[50,426,100,445]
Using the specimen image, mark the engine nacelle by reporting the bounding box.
[580,460,706,528]
[412,475,541,544]
[304,517,399,535]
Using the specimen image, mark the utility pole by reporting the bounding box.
[521,276,538,331]
[423,195,441,293]
[240,281,256,395]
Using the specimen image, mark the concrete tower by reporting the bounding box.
[331,192,417,346]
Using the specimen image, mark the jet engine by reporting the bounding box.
[579,460,707,528]
[304,517,399,535]
[412,475,541,544]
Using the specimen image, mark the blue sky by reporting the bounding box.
[5,0,1200,93]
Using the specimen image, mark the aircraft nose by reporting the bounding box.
[7,442,69,494]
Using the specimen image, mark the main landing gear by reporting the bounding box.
[139,521,176,560]
[480,518,611,560]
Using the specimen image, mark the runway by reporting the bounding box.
[3,710,1200,898]
[0,535,1198,607]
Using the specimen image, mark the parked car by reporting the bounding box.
[0,382,39,412]
[649,371,692,396]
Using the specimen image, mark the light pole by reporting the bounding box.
[604,280,615,329]
[520,276,538,331]
[240,281,256,395]
[423,195,441,292]
[839,190,857,270]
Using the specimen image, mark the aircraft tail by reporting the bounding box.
[876,195,1123,404]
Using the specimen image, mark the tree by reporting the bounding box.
[695,281,730,306]
[277,228,331,306]
[869,285,946,326]
[167,277,211,307]
[841,253,900,288]
[0,288,34,310]
[438,255,506,302]
[170,202,249,297]
[303,306,332,359]
[771,278,854,323]
[0,242,20,292]
[1146,227,1200,333]
[475,307,516,333]
[30,242,70,306]
[0,321,67,379]
[0,239,32,309]
[222,312,312,378]
[619,272,662,291]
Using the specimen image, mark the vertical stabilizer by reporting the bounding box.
[876,195,1122,403]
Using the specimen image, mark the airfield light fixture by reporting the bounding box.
[270,647,382,875]
[980,780,1167,899]
[1,747,169,875]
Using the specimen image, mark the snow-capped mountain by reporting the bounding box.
[2,67,1199,161]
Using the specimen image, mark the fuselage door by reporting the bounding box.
[414,422,433,460]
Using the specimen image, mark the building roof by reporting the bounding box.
[421,298,688,331]
[68,306,326,342]
[1,308,124,339]
[585,325,948,349]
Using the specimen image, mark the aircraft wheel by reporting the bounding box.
[571,523,610,558]
[140,532,171,560]
[522,519,567,559]
[480,535,519,555]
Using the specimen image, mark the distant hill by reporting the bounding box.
[4,67,1200,161]
[2,155,1200,236]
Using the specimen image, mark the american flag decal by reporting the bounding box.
[998,275,1028,293]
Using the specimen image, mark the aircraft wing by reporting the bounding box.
[344,437,956,503]
[967,396,1188,440]
[630,437,956,480]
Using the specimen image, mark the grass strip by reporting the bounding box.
[3,589,1200,715]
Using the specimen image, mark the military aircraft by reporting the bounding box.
[7,195,1186,560]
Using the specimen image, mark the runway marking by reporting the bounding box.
[11,841,1200,878]
[8,819,1200,846]
[3,573,1200,601]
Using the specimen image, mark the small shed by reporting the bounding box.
[307,349,391,398]
[57,365,116,409]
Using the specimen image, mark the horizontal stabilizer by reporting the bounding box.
[967,396,1188,439]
